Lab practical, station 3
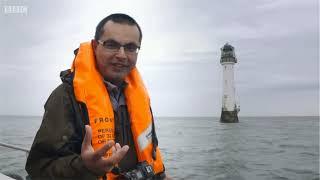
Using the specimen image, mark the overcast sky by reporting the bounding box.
[0,0,318,117]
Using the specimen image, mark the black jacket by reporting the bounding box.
[25,77,97,179]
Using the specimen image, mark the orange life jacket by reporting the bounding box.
[71,42,164,179]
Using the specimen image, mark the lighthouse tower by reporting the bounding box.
[220,43,239,123]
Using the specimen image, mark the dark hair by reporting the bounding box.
[94,13,142,42]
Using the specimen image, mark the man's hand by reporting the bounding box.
[81,125,129,176]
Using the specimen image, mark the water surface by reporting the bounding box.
[0,116,318,179]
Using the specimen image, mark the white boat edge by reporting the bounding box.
[0,173,15,180]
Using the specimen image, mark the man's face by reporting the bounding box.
[93,20,140,84]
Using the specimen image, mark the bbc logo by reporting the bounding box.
[3,5,28,15]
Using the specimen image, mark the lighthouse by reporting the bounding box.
[220,43,239,123]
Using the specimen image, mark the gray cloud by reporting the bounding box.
[0,0,318,116]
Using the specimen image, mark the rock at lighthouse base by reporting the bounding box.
[220,110,239,123]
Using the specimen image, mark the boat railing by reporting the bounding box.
[0,142,29,156]
[0,142,30,179]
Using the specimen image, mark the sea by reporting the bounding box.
[0,115,319,180]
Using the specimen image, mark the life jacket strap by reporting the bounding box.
[150,107,158,160]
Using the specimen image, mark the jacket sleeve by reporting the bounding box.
[25,84,96,180]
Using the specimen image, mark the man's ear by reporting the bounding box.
[91,39,97,51]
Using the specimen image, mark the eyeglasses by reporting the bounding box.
[97,39,140,54]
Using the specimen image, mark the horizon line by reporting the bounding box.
[0,114,318,118]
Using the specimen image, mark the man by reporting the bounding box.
[26,13,168,180]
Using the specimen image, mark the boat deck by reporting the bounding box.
[0,173,15,180]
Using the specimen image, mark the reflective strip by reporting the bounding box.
[137,123,152,152]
